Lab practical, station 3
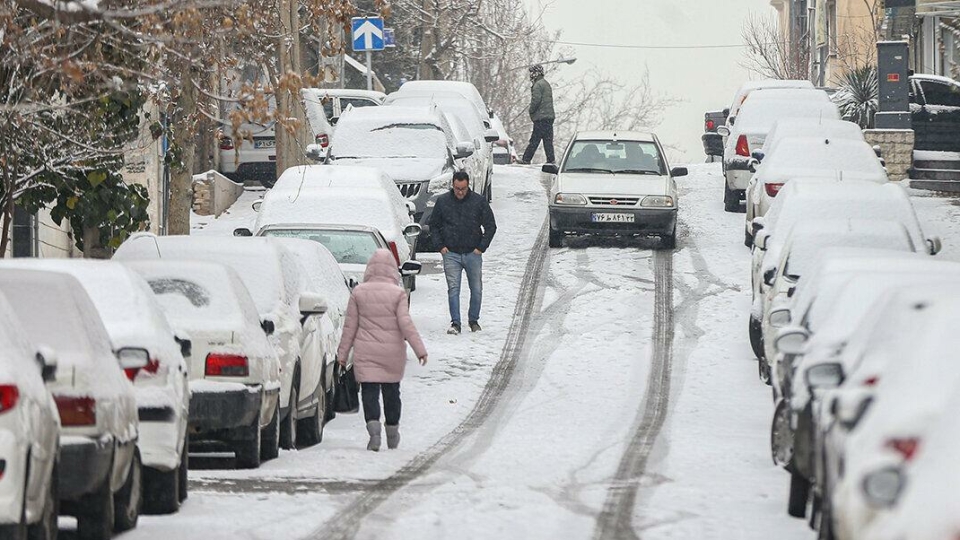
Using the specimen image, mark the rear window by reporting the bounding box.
[562,140,665,175]
[331,121,448,160]
[262,229,381,265]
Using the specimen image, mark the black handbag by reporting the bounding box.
[333,364,360,413]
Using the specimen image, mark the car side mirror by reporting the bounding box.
[305,144,324,161]
[751,150,765,162]
[775,325,809,356]
[768,307,791,328]
[117,347,150,371]
[484,129,500,143]
[403,223,422,238]
[716,126,731,137]
[805,362,844,390]
[927,237,942,255]
[299,293,328,317]
[261,319,275,336]
[400,260,422,276]
[455,142,475,159]
[36,347,57,383]
[763,267,777,287]
[174,334,192,358]
[670,167,688,177]
[541,163,559,175]
[252,199,263,212]
[748,158,760,173]
[234,228,253,237]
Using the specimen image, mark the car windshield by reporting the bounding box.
[561,141,665,175]
[262,229,381,265]
[330,122,448,160]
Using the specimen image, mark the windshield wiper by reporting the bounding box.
[614,169,662,175]
[563,167,613,174]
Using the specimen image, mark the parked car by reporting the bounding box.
[543,131,687,249]
[0,269,144,540]
[745,135,888,246]
[717,88,839,212]
[490,114,517,165]
[394,80,494,121]
[302,88,386,126]
[325,105,467,249]
[115,234,328,453]
[0,292,59,540]
[701,109,727,161]
[725,79,816,126]
[122,260,282,469]
[2,259,191,514]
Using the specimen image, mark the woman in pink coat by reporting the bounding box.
[337,249,428,451]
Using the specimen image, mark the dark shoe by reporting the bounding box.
[469,321,481,332]
[447,323,461,335]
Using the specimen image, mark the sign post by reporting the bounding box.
[351,17,385,91]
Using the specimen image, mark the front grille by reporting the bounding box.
[397,182,424,198]
[588,197,640,206]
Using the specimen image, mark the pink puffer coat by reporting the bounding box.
[336,249,427,383]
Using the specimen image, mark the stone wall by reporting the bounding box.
[864,129,915,182]
[192,170,245,217]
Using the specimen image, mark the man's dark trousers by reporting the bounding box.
[522,119,555,163]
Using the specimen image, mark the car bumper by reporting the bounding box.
[230,162,276,184]
[724,163,752,190]
[189,384,263,443]
[550,207,677,236]
[59,436,113,501]
[702,132,724,156]
[139,415,184,472]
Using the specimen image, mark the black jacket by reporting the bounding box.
[429,189,497,254]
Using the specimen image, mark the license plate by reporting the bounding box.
[254,139,275,149]
[592,213,634,223]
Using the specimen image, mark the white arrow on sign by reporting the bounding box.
[356,19,383,50]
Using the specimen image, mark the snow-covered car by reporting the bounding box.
[218,90,335,188]
[269,238,351,443]
[744,133,888,246]
[760,219,918,383]
[748,180,940,360]
[115,234,328,452]
[0,269,144,539]
[1,259,190,514]
[383,92,498,199]
[302,88,386,126]
[435,108,488,193]
[724,79,816,127]
[394,80,494,122]
[247,170,423,292]
[0,292,59,539]
[490,114,517,165]
[326,105,475,247]
[829,297,960,540]
[544,131,686,249]
[716,88,839,212]
[122,260,282,469]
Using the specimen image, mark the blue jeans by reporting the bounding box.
[442,251,483,325]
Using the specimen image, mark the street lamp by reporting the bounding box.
[506,57,577,71]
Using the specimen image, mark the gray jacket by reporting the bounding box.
[529,76,555,122]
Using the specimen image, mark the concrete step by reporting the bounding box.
[911,168,960,181]
[913,159,960,170]
[909,179,960,193]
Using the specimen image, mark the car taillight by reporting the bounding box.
[54,396,96,426]
[387,242,401,266]
[316,133,329,148]
[736,135,750,157]
[885,437,919,461]
[205,354,249,377]
[124,357,161,382]
[219,136,234,151]
[765,183,784,197]
[863,376,879,386]
[705,119,716,131]
[0,385,19,413]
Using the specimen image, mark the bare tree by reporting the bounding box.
[740,13,810,80]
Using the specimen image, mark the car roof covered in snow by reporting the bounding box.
[385,93,486,132]
[779,219,917,278]
[330,105,455,159]
[0,291,49,400]
[729,79,815,116]
[255,186,405,240]
[304,88,386,101]
[734,98,840,133]
[745,88,831,103]
[574,131,657,143]
[755,136,887,182]
[762,118,865,152]
[270,238,350,313]
[395,80,488,113]
[272,165,392,191]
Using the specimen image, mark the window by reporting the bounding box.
[341,98,379,111]
[561,141,665,175]
[263,229,381,265]
[919,80,960,107]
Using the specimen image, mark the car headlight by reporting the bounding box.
[640,195,675,207]
[861,466,904,508]
[554,193,587,205]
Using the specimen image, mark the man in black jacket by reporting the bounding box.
[429,171,497,335]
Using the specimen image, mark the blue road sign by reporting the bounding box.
[352,17,385,52]
[384,28,396,48]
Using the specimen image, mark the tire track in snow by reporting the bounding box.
[308,217,550,540]
[593,249,674,540]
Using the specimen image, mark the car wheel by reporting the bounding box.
[77,470,113,540]
[748,314,765,361]
[297,396,325,447]
[113,448,142,532]
[142,463,179,515]
[178,438,188,503]
[279,383,298,451]
[260,399,281,461]
[235,416,262,469]
[771,399,793,468]
[744,229,753,248]
[548,228,562,248]
[323,364,337,423]
[27,461,57,540]
[723,183,739,212]
[788,471,811,519]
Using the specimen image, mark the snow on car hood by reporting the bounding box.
[334,157,447,182]
[558,172,670,197]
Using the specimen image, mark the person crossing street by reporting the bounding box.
[519,64,556,165]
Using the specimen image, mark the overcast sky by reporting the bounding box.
[523,0,774,163]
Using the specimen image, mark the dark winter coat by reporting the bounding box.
[429,189,497,254]
[529,76,555,122]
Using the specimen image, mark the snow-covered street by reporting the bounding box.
[105,162,928,539]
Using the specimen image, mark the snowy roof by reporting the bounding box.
[762,118,865,152]
[271,165,390,191]
[385,94,486,133]
[270,238,350,313]
[396,80,488,115]
[574,131,656,142]
[756,137,886,181]
[254,186,404,239]
[911,73,960,87]
[329,105,452,160]
[304,88,387,101]
[780,219,917,278]
[729,79,815,116]
[735,99,840,133]
[0,292,49,399]
[745,88,832,103]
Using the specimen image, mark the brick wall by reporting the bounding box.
[864,129,915,182]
